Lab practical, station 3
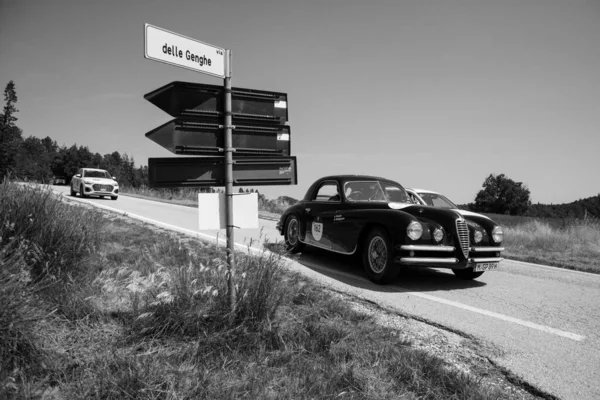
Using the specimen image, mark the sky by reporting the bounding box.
[1,0,599,204]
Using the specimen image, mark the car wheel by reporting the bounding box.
[363,227,397,284]
[111,196,118,201]
[80,185,87,198]
[452,268,484,280]
[70,185,76,196]
[284,214,305,253]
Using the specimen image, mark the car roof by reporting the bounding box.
[82,168,108,172]
[320,174,402,184]
[407,188,440,195]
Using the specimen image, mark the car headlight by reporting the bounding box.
[83,180,93,184]
[473,230,483,244]
[407,221,423,241]
[433,228,444,242]
[492,226,503,243]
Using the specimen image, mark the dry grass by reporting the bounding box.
[0,180,531,399]
[502,218,600,273]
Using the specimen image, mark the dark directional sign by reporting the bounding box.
[148,156,297,188]
[145,118,291,156]
[144,81,288,125]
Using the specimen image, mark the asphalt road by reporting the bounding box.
[53,186,600,400]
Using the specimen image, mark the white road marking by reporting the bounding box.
[507,259,599,277]
[303,266,586,342]
[64,194,586,343]
[405,291,585,341]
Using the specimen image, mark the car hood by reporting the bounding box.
[83,178,117,185]
[388,202,462,226]
[454,209,490,220]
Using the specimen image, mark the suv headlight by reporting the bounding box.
[407,221,423,241]
[492,226,503,243]
[83,180,93,184]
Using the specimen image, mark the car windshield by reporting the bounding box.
[344,180,410,203]
[83,170,111,178]
[418,192,458,209]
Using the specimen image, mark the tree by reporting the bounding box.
[0,81,24,178]
[472,174,531,215]
[1,81,18,127]
[16,136,54,183]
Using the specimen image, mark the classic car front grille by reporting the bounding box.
[455,219,470,258]
[92,184,114,191]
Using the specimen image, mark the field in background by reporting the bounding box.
[482,213,600,273]
[1,180,531,399]
[122,187,600,274]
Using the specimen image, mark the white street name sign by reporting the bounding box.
[144,23,225,78]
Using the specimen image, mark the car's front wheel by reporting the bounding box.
[363,227,397,284]
[284,214,305,253]
[452,267,484,280]
[111,196,118,201]
[70,185,76,196]
[80,185,87,198]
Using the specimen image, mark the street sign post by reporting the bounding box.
[144,24,297,318]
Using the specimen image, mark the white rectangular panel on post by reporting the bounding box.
[198,193,258,230]
[144,23,225,78]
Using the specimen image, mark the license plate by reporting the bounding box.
[474,262,498,272]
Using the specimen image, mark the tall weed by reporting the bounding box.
[0,239,46,388]
[0,180,104,280]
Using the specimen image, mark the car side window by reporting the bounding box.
[313,182,340,202]
[408,193,420,204]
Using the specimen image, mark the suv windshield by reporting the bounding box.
[344,181,410,203]
[84,170,111,178]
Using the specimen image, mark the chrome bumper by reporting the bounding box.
[395,257,459,265]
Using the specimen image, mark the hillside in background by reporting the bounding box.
[460,194,600,220]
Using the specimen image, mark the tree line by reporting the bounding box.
[0,81,148,188]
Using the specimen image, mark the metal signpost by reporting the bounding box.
[144,24,296,316]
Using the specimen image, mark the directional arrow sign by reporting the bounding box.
[145,118,291,156]
[148,157,297,188]
[144,81,288,125]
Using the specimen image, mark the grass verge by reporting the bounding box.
[1,180,540,399]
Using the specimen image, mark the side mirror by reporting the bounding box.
[75,174,81,178]
[113,176,117,180]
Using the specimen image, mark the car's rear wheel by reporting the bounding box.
[452,267,484,280]
[284,214,305,253]
[70,185,76,196]
[80,185,87,198]
[363,227,397,284]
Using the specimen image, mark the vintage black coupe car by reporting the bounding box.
[277,175,504,284]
